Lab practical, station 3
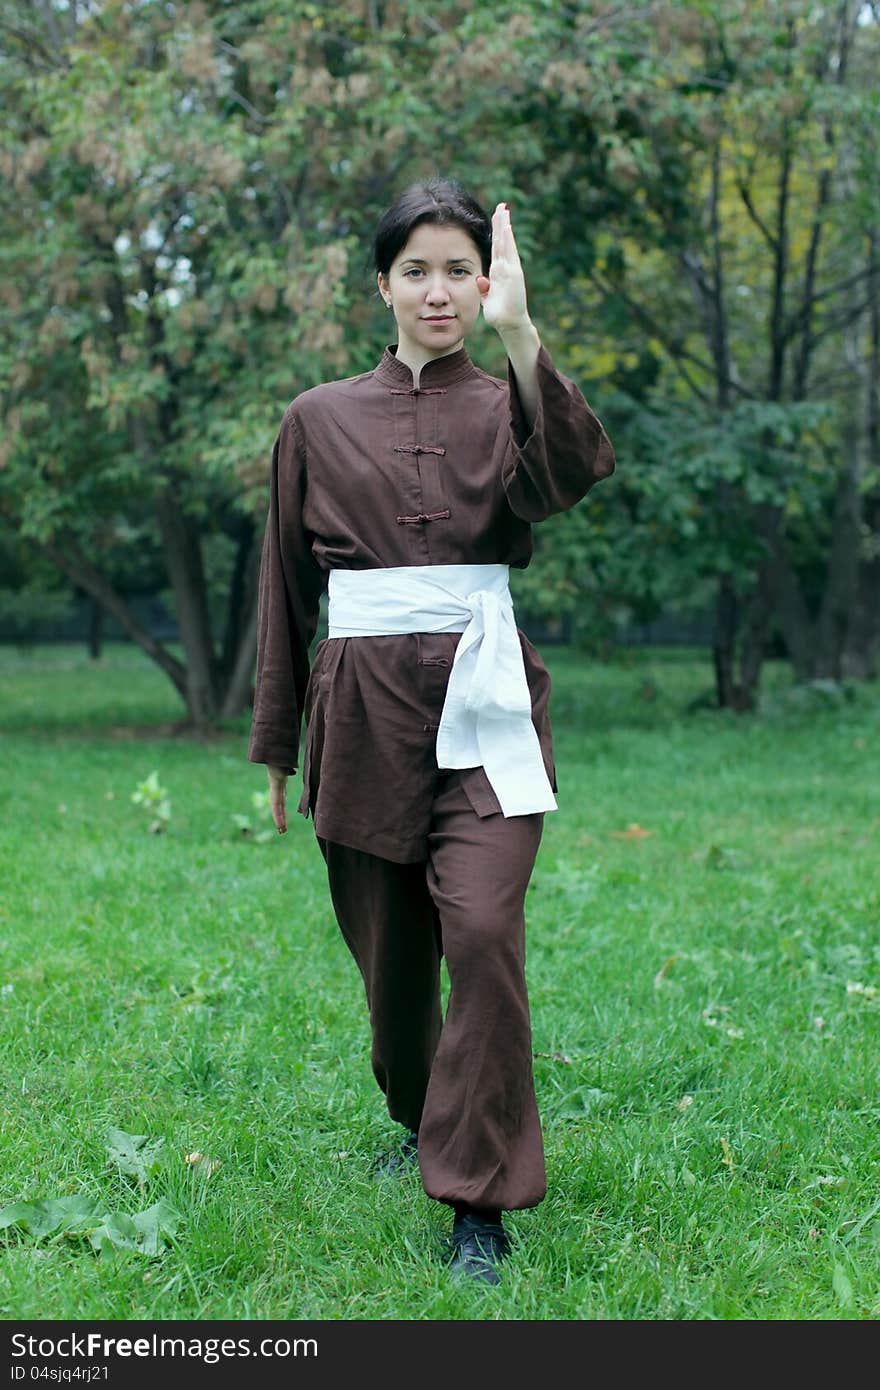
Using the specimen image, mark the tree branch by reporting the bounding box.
[735,178,778,253]
[587,271,719,404]
[228,90,270,124]
[0,17,63,69]
[41,531,188,696]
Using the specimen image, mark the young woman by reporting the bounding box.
[248,178,615,1283]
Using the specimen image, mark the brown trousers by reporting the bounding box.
[316,768,546,1212]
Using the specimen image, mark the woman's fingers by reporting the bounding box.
[489,201,519,270]
[272,796,287,834]
[481,202,528,328]
[267,768,288,834]
[270,783,287,834]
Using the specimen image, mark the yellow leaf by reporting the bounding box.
[654,954,680,985]
[185,1151,221,1176]
[611,823,652,839]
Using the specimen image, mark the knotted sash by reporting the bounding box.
[327,564,557,818]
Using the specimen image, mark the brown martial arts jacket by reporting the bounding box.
[247,339,615,863]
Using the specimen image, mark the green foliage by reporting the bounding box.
[514,388,835,641]
[514,0,880,677]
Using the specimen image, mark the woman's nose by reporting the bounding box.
[424,276,451,304]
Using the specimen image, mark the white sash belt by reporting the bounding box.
[327,564,557,818]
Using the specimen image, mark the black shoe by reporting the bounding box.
[371,1129,419,1177]
[449,1212,510,1285]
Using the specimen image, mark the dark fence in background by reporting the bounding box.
[0,596,178,647]
[614,608,716,647]
[0,594,718,650]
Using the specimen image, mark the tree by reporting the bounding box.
[509,0,879,705]
[7,0,873,724]
[0,0,625,721]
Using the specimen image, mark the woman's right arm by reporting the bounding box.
[247,405,325,819]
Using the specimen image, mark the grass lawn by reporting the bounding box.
[0,641,878,1321]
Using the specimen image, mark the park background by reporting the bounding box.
[0,0,878,1320]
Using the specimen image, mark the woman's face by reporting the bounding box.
[377,221,484,361]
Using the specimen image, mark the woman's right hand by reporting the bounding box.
[267,765,290,834]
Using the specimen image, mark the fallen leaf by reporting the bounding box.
[107,1129,164,1192]
[832,1262,854,1309]
[610,823,652,839]
[0,1195,177,1257]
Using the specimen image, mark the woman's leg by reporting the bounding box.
[317,837,442,1134]
[417,773,547,1213]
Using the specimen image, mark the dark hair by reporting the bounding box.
[372,177,492,280]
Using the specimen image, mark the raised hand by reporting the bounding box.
[476,202,532,334]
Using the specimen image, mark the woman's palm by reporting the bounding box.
[476,202,529,331]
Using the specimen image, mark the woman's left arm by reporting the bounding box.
[478,202,616,521]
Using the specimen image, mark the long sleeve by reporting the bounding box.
[247,406,325,771]
[502,343,615,522]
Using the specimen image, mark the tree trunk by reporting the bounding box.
[220,521,261,719]
[43,533,188,698]
[220,591,260,719]
[711,571,768,712]
[220,516,256,680]
[843,545,880,679]
[712,573,738,708]
[843,229,880,679]
[814,431,862,679]
[739,569,773,703]
[155,489,219,726]
[752,502,815,681]
[43,527,260,725]
[88,598,103,661]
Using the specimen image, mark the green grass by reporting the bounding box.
[1,642,879,1320]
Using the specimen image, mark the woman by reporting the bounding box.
[248,178,615,1284]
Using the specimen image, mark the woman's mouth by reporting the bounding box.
[423,315,454,323]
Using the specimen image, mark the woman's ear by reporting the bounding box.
[377,272,389,306]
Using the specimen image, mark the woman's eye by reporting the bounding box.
[402,267,470,279]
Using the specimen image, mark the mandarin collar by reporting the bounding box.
[374,342,477,389]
